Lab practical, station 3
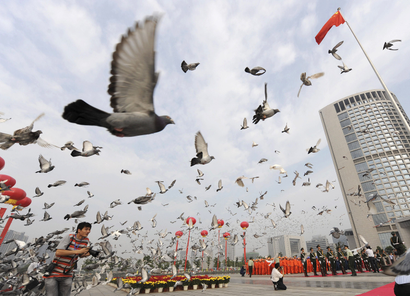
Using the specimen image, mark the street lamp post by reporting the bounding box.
[223,232,231,270]
[240,221,249,271]
[217,219,224,270]
[200,230,208,271]
[174,231,183,266]
[184,217,196,272]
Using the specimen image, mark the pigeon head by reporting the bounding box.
[160,116,175,126]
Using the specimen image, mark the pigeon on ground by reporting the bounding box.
[190,131,215,166]
[36,154,55,173]
[253,83,280,124]
[61,141,79,151]
[121,169,132,175]
[338,62,352,74]
[307,139,321,154]
[383,39,401,50]
[279,201,291,218]
[0,113,57,150]
[71,141,101,157]
[181,61,200,73]
[33,187,44,198]
[48,180,66,188]
[244,66,266,76]
[297,72,324,97]
[328,41,344,60]
[62,16,174,137]
[241,118,249,130]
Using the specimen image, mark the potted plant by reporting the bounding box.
[191,278,201,290]
[182,279,190,291]
[209,277,217,289]
[167,280,176,292]
[141,281,154,294]
[156,281,167,293]
[224,276,230,287]
[217,276,224,288]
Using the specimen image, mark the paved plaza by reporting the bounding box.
[78,273,395,296]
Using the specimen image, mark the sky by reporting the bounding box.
[1,0,410,260]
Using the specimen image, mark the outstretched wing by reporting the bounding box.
[309,72,325,80]
[194,131,209,158]
[108,16,161,114]
[333,40,344,50]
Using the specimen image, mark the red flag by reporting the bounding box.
[315,11,345,45]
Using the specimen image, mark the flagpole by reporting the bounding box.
[337,8,410,133]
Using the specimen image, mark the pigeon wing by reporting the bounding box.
[194,131,209,158]
[83,141,94,152]
[383,250,410,276]
[108,16,160,114]
[333,40,344,49]
[308,72,325,79]
[286,201,291,215]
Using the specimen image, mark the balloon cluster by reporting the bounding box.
[0,157,32,209]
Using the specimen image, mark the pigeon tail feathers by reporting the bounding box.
[62,100,111,128]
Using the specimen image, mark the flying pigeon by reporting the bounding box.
[40,211,52,221]
[328,41,344,60]
[244,66,266,76]
[383,248,410,276]
[181,61,200,73]
[297,72,324,97]
[235,176,246,187]
[383,39,401,50]
[60,141,79,151]
[282,123,290,134]
[279,201,291,218]
[241,118,249,130]
[338,62,352,74]
[62,16,174,137]
[253,83,280,124]
[216,180,223,192]
[64,205,89,220]
[156,181,168,194]
[0,113,57,150]
[307,139,321,154]
[48,180,66,188]
[33,187,44,198]
[71,141,101,157]
[190,131,215,166]
[36,154,55,173]
[121,169,132,175]
[75,182,89,187]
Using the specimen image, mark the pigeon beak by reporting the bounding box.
[170,119,175,124]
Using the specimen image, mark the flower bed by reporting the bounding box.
[111,274,230,291]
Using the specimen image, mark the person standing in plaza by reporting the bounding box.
[344,245,357,276]
[309,247,318,276]
[300,248,308,277]
[336,246,347,274]
[365,246,378,273]
[361,249,370,271]
[390,232,406,256]
[316,245,327,276]
[354,250,363,272]
[44,222,92,296]
[248,257,254,277]
[326,246,337,275]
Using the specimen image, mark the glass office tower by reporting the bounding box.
[320,90,410,249]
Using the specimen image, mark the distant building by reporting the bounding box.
[320,90,410,249]
[0,229,29,257]
[267,235,306,258]
[331,233,348,248]
[245,252,259,260]
[306,235,330,252]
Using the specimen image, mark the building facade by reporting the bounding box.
[267,235,306,258]
[320,89,410,249]
[306,235,330,252]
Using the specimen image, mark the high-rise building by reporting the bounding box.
[320,89,410,249]
[305,235,330,252]
[267,235,306,258]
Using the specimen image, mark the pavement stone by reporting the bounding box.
[77,273,395,296]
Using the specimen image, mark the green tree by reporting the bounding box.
[385,246,394,254]
[207,256,211,269]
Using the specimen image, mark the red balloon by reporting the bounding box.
[0,157,4,171]
[2,187,26,201]
[217,219,224,228]
[201,230,208,237]
[175,231,183,238]
[16,197,32,207]
[240,221,249,230]
[185,217,197,226]
[223,232,231,239]
[0,174,16,188]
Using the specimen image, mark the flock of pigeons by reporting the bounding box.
[0,13,408,296]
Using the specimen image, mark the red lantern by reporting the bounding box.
[0,157,5,171]
[223,232,230,240]
[201,230,208,237]
[0,174,16,188]
[240,221,249,230]
[2,188,26,201]
[186,217,197,226]
[217,219,224,228]
[15,197,32,208]
[175,231,183,238]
